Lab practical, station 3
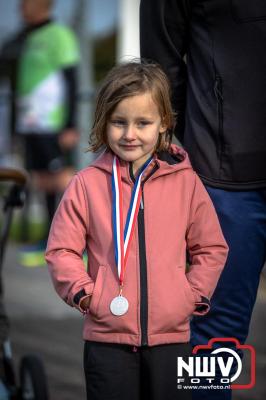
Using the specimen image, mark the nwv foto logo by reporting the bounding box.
[177,338,256,389]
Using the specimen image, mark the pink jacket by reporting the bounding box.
[46,145,228,346]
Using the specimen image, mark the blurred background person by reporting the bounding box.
[0,0,80,252]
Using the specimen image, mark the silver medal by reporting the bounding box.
[110,295,129,316]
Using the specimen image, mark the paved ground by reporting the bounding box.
[4,244,85,400]
[233,284,266,400]
[2,244,266,399]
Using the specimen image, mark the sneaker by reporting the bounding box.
[18,240,47,268]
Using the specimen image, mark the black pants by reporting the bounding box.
[23,134,75,171]
[84,341,192,400]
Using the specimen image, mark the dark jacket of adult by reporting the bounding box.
[140,0,266,190]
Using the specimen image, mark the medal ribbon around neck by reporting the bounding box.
[112,155,153,287]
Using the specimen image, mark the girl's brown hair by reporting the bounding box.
[88,60,176,153]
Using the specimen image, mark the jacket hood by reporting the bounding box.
[90,144,192,183]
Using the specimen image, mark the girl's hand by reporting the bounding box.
[59,129,80,150]
[80,296,91,311]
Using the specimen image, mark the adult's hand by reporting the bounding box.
[58,128,79,150]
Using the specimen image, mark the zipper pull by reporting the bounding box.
[140,195,144,210]
[214,77,223,102]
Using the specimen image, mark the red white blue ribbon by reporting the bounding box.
[112,156,153,286]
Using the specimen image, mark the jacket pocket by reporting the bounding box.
[214,75,223,143]
[214,75,224,173]
[89,265,107,318]
[182,273,197,305]
[88,266,139,336]
[173,270,196,330]
[150,267,196,335]
[231,0,266,22]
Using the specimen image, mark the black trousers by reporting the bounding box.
[84,341,192,400]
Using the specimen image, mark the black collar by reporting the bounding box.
[157,150,183,165]
[24,19,52,34]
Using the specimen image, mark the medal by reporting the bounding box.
[110,295,129,316]
[110,156,153,316]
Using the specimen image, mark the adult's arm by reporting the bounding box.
[140,0,190,142]
[62,65,78,129]
[56,25,80,148]
[0,32,25,137]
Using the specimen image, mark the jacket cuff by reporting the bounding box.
[73,289,92,313]
[193,296,210,316]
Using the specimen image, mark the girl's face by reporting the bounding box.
[107,92,165,174]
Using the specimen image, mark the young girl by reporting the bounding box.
[45,61,228,400]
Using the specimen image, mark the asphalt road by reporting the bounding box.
[2,244,266,400]
[4,244,85,400]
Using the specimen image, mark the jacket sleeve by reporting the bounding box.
[45,173,94,310]
[139,0,190,142]
[186,174,229,315]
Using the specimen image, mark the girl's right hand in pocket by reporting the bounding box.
[80,296,92,311]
